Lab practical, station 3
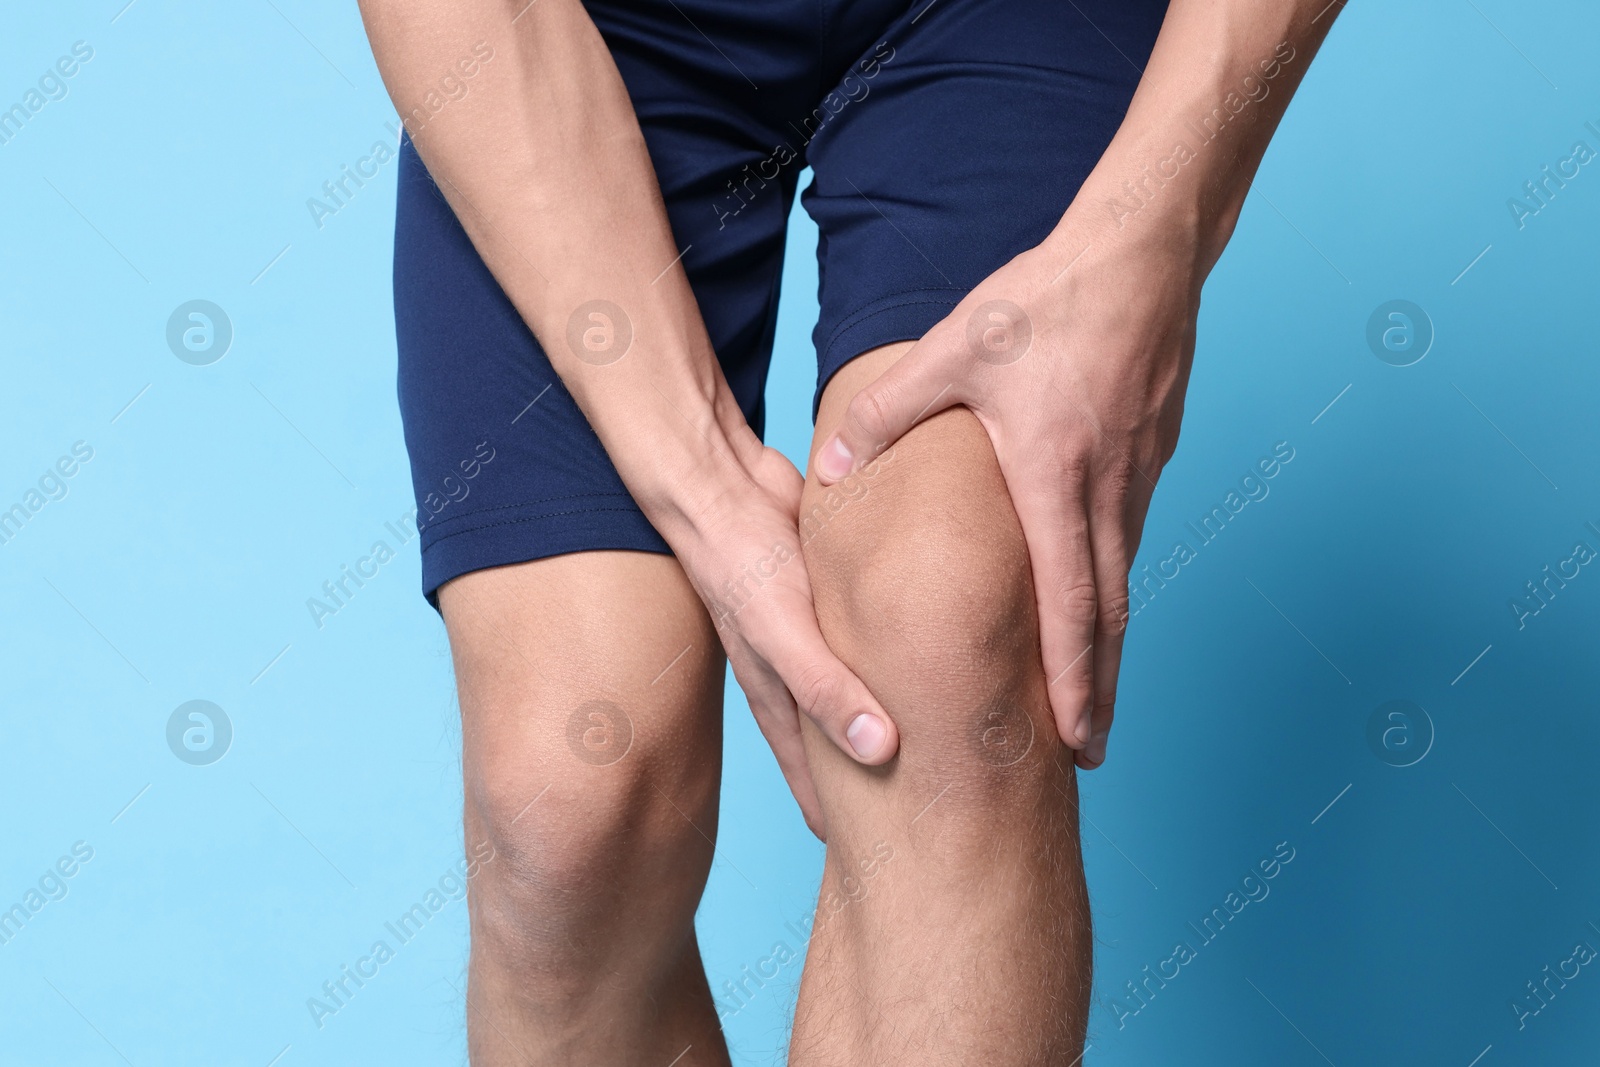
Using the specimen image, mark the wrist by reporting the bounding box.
[1058,140,1240,276]
[605,378,766,546]
[1058,14,1324,274]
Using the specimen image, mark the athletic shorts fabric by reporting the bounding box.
[393,0,1168,606]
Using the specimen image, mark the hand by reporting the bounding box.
[670,440,900,837]
[812,225,1200,769]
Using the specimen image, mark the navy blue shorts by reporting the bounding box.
[394,0,1167,606]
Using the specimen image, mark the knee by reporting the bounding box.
[809,476,1037,695]
[464,688,718,957]
[803,410,1061,786]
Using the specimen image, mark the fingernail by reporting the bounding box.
[846,713,887,760]
[816,436,854,482]
[1088,732,1108,765]
[1073,715,1092,747]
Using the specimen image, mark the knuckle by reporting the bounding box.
[1097,593,1131,634]
[791,661,843,724]
[1055,581,1100,625]
[849,388,895,448]
[1159,416,1183,466]
[1101,461,1138,501]
[1050,440,1095,484]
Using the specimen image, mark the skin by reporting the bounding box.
[439,552,733,1066]
[792,342,1092,1063]
[359,0,1344,1061]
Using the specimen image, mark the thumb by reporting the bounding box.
[767,608,900,765]
[813,341,961,484]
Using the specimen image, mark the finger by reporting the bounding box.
[760,591,900,765]
[740,679,829,840]
[707,585,832,836]
[1009,460,1097,750]
[1081,479,1158,769]
[813,336,962,484]
[1079,467,1134,770]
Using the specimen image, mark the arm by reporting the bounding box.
[813,0,1344,767]
[358,0,899,833]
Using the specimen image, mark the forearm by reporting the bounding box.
[359,0,757,538]
[1058,0,1342,268]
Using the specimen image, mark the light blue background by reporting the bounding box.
[3,1,1598,1064]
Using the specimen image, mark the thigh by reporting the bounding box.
[803,0,1168,413]
[391,7,810,607]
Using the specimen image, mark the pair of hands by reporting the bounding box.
[681,221,1201,837]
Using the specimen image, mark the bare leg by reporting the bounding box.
[440,552,732,1067]
[790,343,1092,1065]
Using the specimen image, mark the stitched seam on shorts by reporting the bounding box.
[418,491,639,533]
[877,57,1130,82]
[421,506,651,550]
[828,288,966,334]
[822,290,966,355]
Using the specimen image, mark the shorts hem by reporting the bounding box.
[418,497,671,610]
[813,288,968,416]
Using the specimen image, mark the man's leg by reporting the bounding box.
[790,343,1092,1065]
[439,552,732,1066]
